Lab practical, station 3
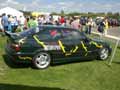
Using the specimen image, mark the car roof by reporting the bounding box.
[37,25,76,30]
[19,25,79,37]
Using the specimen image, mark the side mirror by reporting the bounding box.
[84,38,91,42]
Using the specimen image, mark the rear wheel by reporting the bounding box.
[32,52,51,69]
[98,48,109,60]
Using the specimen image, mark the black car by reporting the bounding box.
[5,25,112,69]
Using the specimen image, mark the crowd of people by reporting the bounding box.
[0,13,109,36]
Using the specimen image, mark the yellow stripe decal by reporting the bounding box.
[33,35,46,48]
[58,40,66,53]
[18,56,32,60]
[65,53,71,56]
[81,41,88,52]
[72,46,79,53]
[81,41,88,56]
[90,41,103,48]
[85,53,88,56]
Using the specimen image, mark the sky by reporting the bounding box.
[0,0,120,13]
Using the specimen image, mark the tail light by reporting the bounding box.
[10,44,21,52]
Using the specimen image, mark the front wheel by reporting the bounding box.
[32,52,51,69]
[98,48,109,60]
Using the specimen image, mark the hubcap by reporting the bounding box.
[100,48,109,60]
[35,53,50,69]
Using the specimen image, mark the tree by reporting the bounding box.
[60,10,65,16]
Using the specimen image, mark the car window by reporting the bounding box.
[37,29,61,40]
[61,29,86,40]
[49,30,61,39]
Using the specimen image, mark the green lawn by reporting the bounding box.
[0,36,120,90]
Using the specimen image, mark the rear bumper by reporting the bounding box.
[5,45,33,63]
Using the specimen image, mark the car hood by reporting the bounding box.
[92,38,104,43]
[92,38,110,46]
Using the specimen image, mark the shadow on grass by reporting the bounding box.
[51,58,94,67]
[0,83,65,90]
[117,46,120,49]
[113,62,120,64]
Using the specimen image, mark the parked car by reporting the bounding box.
[5,25,112,69]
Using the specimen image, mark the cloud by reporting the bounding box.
[76,2,116,12]
[0,0,119,12]
[6,0,19,4]
[58,2,66,5]
[45,1,84,12]
[0,0,24,10]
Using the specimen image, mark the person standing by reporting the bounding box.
[97,19,105,38]
[103,18,109,36]
[28,16,38,28]
[71,16,81,30]
[0,15,3,32]
[8,15,12,32]
[18,16,25,31]
[86,17,93,34]
[1,13,9,32]
[64,17,71,27]
[10,16,19,33]
[59,16,65,26]
[24,16,30,30]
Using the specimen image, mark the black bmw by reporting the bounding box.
[5,25,112,69]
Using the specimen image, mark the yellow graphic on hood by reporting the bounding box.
[90,41,103,48]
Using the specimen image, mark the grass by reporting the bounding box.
[0,35,120,90]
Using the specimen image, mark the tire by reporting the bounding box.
[32,52,51,69]
[98,47,109,60]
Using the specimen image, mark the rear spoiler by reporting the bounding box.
[5,31,12,37]
[5,31,20,40]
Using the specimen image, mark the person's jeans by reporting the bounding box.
[3,26,8,31]
[88,26,91,34]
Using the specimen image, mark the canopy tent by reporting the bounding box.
[31,12,41,17]
[0,7,24,18]
[31,12,50,17]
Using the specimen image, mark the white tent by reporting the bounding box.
[0,7,24,18]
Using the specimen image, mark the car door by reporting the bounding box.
[58,29,85,59]
[80,37,100,59]
[34,29,64,59]
[59,29,97,60]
